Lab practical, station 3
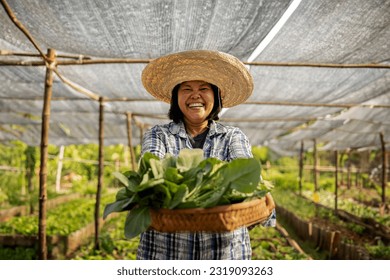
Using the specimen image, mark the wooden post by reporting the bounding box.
[126,112,137,171]
[334,150,339,213]
[313,139,318,193]
[355,170,359,188]
[94,97,104,250]
[347,150,351,189]
[379,133,387,215]
[340,152,345,186]
[24,146,36,214]
[38,48,55,260]
[55,145,65,193]
[299,141,304,196]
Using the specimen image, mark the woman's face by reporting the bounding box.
[177,80,215,124]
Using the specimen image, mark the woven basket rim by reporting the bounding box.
[151,197,266,215]
[149,194,275,232]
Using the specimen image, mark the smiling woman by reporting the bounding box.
[135,50,276,260]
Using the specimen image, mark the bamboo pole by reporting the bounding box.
[94,97,104,250]
[299,141,304,196]
[0,50,91,59]
[38,48,55,260]
[3,53,390,69]
[339,152,345,186]
[25,146,36,214]
[0,0,101,102]
[313,139,318,193]
[334,150,339,213]
[379,133,387,215]
[244,61,390,69]
[126,113,137,171]
[3,94,390,109]
[355,170,359,188]
[221,117,313,122]
[347,150,351,189]
[243,101,390,109]
[55,145,65,193]
[0,0,47,60]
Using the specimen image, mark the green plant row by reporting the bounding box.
[250,226,310,260]
[71,213,139,260]
[273,188,390,259]
[301,189,390,227]
[0,194,115,236]
[0,141,138,209]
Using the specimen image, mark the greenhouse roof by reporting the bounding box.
[1,0,389,154]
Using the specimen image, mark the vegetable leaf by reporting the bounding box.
[138,152,159,176]
[124,207,151,239]
[103,197,135,219]
[222,158,260,193]
[169,184,188,209]
[176,148,204,172]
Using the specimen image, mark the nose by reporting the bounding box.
[190,91,201,99]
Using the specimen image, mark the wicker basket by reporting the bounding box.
[150,193,275,233]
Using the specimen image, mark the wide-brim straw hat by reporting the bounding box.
[142,50,253,108]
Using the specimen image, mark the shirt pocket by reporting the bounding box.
[208,145,229,160]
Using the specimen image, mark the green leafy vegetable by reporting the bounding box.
[103,148,273,239]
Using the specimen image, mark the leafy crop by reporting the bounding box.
[0,194,115,236]
[250,226,311,260]
[103,149,272,239]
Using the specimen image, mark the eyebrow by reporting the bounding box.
[181,82,211,87]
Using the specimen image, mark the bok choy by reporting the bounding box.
[103,149,272,238]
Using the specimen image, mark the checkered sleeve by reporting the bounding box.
[227,127,253,160]
[141,125,167,159]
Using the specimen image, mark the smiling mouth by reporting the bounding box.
[188,103,204,108]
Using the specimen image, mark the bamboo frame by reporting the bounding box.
[1,0,389,142]
[94,97,105,250]
[334,150,339,213]
[379,133,387,210]
[0,50,92,59]
[38,48,55,260]
[221,117,314,122]
[126,112,137,171]
[299,141,304,196]
[2,95,390,109]
[347,150,352,189]
[244,61,390,69]
[0,0,47,61]
[2,54,390,69]
[243,101,390,109]
[313,139,318,193]
[0,0,101,102]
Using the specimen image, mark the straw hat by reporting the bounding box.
[141,50,253,107]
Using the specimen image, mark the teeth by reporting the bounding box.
[188,103,203,108]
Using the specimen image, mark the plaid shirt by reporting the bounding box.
[140,120,253,160]
[137,121,276,260]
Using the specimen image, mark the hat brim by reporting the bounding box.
[141,50,253,108]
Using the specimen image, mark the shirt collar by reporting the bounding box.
[168,120,227,138]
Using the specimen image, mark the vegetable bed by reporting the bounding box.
[0,194,115,259]
[273,188,389,259]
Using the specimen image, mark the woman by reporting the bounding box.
[137,50,276,260]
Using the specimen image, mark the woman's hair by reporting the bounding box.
[168,83,223,123]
